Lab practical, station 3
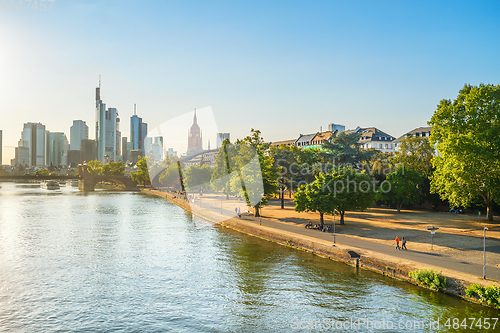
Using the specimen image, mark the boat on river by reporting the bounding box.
[40,180,61,190]
[66,180,79,187]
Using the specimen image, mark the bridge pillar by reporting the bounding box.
[79,179,95,191]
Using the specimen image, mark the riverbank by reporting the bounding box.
[141,188,500,308]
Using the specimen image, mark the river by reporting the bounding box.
[0,182,497,332]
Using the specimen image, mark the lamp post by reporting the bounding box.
[332,210,336,244]
[427,226,439,250]
[484,227,488,279]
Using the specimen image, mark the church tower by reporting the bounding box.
[187,109,203,156]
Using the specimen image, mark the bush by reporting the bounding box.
[466,284,500,308]
[409,269,447,290]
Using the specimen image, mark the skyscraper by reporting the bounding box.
[130,105,147,154]
[187,109,203,156]
[216,133,230,149]
[95,80,119,163]
[70,120,89,151]
[47,132,68,166]
[121,137,128,162]
[18,122,46,166]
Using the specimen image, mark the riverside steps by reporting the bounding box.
[142,188,500,307]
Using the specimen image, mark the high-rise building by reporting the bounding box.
[130,105,147,155]
[328,123,345,132]
[121,137,128,162]
[149,136,163,162]
[70,120,89,151]
[166,148,177,157]
[216,133,230,149]
[141,122,148,148]
[46,132,68,166]
[187,109,203,156]
[18,122,46,166]
[130,105,143,150]
[95,81,119,163]
[116,115,121,162]
[14,147,29,166]
[80,139,97,163]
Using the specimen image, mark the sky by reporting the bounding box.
[1,0,500,164]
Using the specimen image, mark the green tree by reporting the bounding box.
[86,160,102,175]
[184,164,213,191]
[234,129,279,217]
[130,156,150,185]
[211,138,236,197]
[322,131,376,166]
[376,167,422,213]
[158,163,182,188]
[294,168,375,225]
[393,136,434,178]
[429,84,500,221]
[102,161,125,176]
[36,168,50,176]
[293,173,337,224]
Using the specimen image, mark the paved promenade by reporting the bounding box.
[191,195,500,282]
[241,213,500,281]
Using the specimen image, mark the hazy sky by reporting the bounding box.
[1,0,500,163]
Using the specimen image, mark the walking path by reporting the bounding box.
[189,193,500,282]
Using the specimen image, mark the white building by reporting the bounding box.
[18,122,46,166]
[70,120,89,151]
[393,127,432,151]
[216,133,230,149]
[345,126,396,153]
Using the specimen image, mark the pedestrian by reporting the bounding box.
[238,207,241,219]
[402,237,407,250]
[235,207,238,216]
[395,236,400,250]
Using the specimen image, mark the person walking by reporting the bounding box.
[395,236,400,250]
[402,237,407,250]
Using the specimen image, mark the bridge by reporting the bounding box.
[0,175,79,180]
[78,164,138,191]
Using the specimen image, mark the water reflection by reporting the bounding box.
[0,182,497,332]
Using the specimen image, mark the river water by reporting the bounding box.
[0,182,497,332]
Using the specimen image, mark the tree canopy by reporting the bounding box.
[393,136,434,178]
[294,167,375,225]
[130,156,150,185]
[322,131,376,166]
[429,84,500,221]
[376,167,422,213]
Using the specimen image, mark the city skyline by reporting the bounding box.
[2,1,500,164]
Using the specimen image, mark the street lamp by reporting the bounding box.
[333,210,336,244]
[484,226,488,279]
[427,226,439,250]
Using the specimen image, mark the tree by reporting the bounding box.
[36,168,50,176]
[234,129,279,217]
[211,138,236,197]
[322,131,376,166]
[184,164,213,191]
[130,156,150,185]
[294,167,375,225]
[102,161,125,176]
[393,136,434,178]
[86,160,102,175]
[158,163,182,189]
[429,84,500,221]
[376,167,422,213]
[293,173,337,224]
